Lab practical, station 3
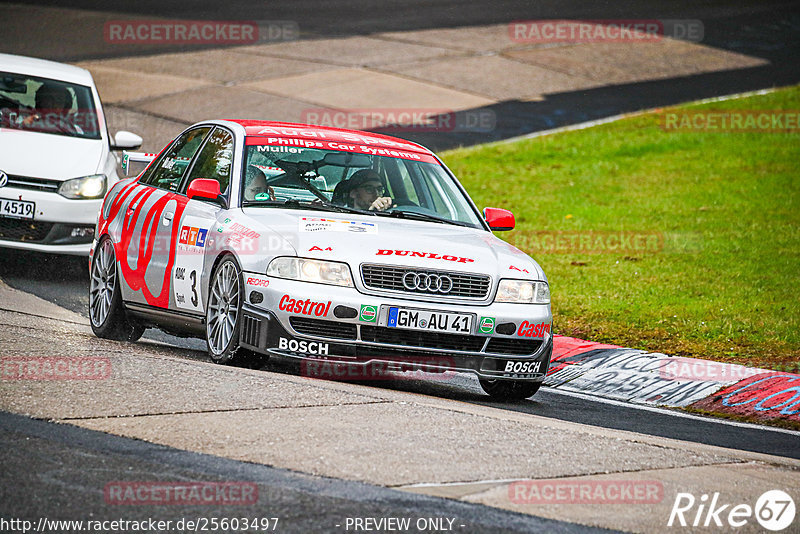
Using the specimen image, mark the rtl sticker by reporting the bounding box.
[179,226,208,247]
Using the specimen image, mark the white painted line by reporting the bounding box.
[402,477,530,488]
[543,386,800,437]
[459,86,785,149]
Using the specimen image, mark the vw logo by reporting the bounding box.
[0,171,7,188]
[402,272,453,294]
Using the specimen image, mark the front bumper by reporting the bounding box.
[239,275,553,382]
[0,186,99,255]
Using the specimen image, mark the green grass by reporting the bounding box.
[444,86,800,369]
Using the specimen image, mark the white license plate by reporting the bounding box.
[0,199,35,220]
[387,307,472,334]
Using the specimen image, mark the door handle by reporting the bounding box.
[162,212,174,226]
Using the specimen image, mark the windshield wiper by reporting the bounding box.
[378,209,472,227]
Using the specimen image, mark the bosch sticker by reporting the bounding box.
[504,361,542,374]
[278,337,329,355]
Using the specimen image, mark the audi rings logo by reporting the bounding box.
[0,171,8,188]
[402,272,453,294]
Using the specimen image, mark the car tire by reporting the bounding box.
[205,255,263,368]
[89,237,145,342]
[479,378,541,401]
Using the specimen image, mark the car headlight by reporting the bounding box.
[495,279,550,304]
[58,174,106,199]
[267,257,354,287]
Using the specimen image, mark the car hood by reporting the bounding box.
[0,130,104,180]
[238,208,545,281]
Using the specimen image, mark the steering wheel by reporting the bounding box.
[391,199,420,208]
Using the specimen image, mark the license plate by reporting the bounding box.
[0,199,35,220]
[387,307,472,334]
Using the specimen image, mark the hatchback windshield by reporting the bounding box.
[0,71,101,139]
[243,145,483,228]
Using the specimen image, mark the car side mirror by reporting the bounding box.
[187,179,226,208]
[111,130,143,150]
[484,207,515,231]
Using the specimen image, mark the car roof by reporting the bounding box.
[0,53,96,86]
[225,119,435,157]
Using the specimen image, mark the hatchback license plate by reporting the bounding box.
[387,307,472,334]
[0,199,35,220]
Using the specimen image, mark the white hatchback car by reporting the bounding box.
[0,53,142,255]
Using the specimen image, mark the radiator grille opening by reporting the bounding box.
[0,218,54,242]
[361,264,490,299]
[289,317,357,340]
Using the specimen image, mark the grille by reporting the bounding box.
[360,325,485,352]
[485,338,543,356]
[0,218,54,242]
[361,264,490,299]
[5,174,61,193]
[241,315,262,347]
[290,317,357,340]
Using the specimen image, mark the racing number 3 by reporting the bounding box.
[189,270,198,307]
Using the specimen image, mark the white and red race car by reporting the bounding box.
[89,120,552,400]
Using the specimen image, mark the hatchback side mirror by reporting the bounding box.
[484,207,515,231]
[111,131,143,150]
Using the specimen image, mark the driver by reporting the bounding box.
[345,169,393,211]
[243,165,276,201]
[23,84,78,133]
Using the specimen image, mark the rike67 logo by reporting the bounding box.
[669,490,795,531]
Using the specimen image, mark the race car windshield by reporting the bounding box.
[0,72,101,139]
[243,145,483,228]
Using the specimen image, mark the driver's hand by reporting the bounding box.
[369,196,393,211]
[22,113,39,127]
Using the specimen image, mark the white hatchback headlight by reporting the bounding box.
[267,257,354,287]
[495,279,550,304]
[58,174,106,199]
